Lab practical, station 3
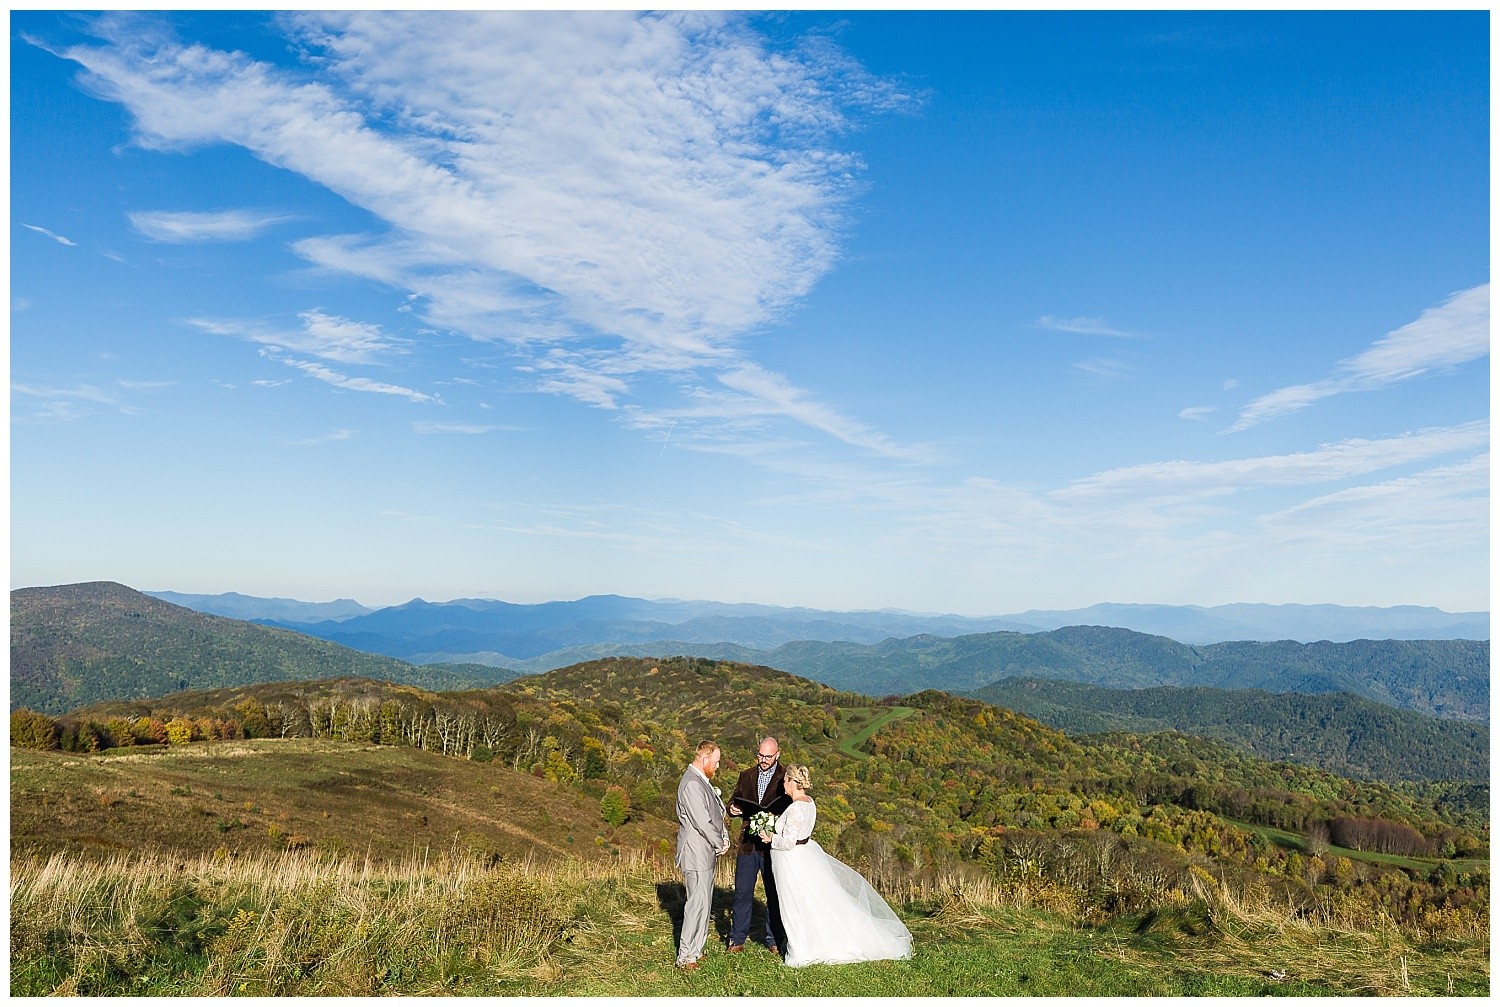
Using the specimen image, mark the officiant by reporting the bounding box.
[725,736,791,955]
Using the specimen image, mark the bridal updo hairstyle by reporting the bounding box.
[786,764,812,790]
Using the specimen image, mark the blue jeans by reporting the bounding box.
[729,846,785,948]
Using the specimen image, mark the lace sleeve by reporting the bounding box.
[770,801,816,850]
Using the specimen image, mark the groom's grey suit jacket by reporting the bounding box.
[675,765,728,872]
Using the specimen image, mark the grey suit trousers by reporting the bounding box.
[678,867,714,964]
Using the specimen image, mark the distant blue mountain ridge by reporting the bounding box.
[148,591,373,624]
[145,591,1488,668]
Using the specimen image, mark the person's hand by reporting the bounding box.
[717,839,731,856]
[728,802,742,817]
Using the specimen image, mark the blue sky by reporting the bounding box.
[10,10,1489,614]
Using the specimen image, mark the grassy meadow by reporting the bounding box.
[9,739,671,865]
[10,844,1485,997]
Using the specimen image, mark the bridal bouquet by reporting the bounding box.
[749,811,777,839]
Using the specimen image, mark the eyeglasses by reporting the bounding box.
[756,752,777,760]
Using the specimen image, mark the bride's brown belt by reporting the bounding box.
[795,838,810,845]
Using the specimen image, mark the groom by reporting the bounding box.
[725,736,788,955]
[674,740,730,971]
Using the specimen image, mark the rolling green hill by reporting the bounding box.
[46,657,1488,857]
[753,627,1489,721]
[10,582,521,714]
[969,678,1489,783]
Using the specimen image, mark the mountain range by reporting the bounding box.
[16,583,1489,726]
[11,582,518,715]
[144,591,1489,663]
[147,590,373,623]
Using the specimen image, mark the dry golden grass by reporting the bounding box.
[11,844,639,995]
[11,838,1488,997]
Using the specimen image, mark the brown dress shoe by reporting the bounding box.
[677,960,701,972]
[726,943,744,954]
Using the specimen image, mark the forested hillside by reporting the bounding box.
[755,628,1489,720]
[970,678,1489,783]
[9,583,519,714]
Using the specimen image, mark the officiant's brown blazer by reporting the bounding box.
[729,761,787,856]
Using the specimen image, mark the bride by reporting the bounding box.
[754,764,913,967]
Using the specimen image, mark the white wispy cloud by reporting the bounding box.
[1054,421,1488,503]
[530,351,633,411]
[129,208,293,242]
[1036,315,1135,337]
[717,364,933,462]
[117,379,175,390]
[289,429,356,446]
[1073,357,1134,380]
[189,309,407,365]
[57,11,917,452]
[1178,406,1216,421]
[280,358,433,403]
[413,421,496,435]
[12,381,127,421]
[1258,453,1488,539]
[13,381,116,404]
[22,223,77,247]
[1230,284,1489,432]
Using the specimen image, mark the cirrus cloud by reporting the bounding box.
[188,309,407,365]
[129,208,294,242]
[1229,284,1488,432]
[22,223,77,247]
[58,10,917,459]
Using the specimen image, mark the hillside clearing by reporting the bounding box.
[10,739,668,865]
[837,705,919,759]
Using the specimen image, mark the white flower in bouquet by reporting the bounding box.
[749,811,777,838]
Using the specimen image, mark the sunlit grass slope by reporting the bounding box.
[10,847,1484,996]
[10,738,669,864]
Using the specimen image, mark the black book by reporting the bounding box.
[731,791,793,817]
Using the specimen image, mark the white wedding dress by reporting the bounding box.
[769,798,913,967]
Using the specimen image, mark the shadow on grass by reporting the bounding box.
[654,882,774,958]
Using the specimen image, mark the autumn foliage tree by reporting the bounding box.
[601,785,631,828]
[10,709,59,750]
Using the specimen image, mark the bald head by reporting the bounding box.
[755,736,779,767]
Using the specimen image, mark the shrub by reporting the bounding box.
[133,717,169,745]
[11,709,59,750]
[58,720,104,753]
[600,785,631,828]
[165,718,197,746]
[103,717,137,747]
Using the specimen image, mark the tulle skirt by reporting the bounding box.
[771,841,913,967]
